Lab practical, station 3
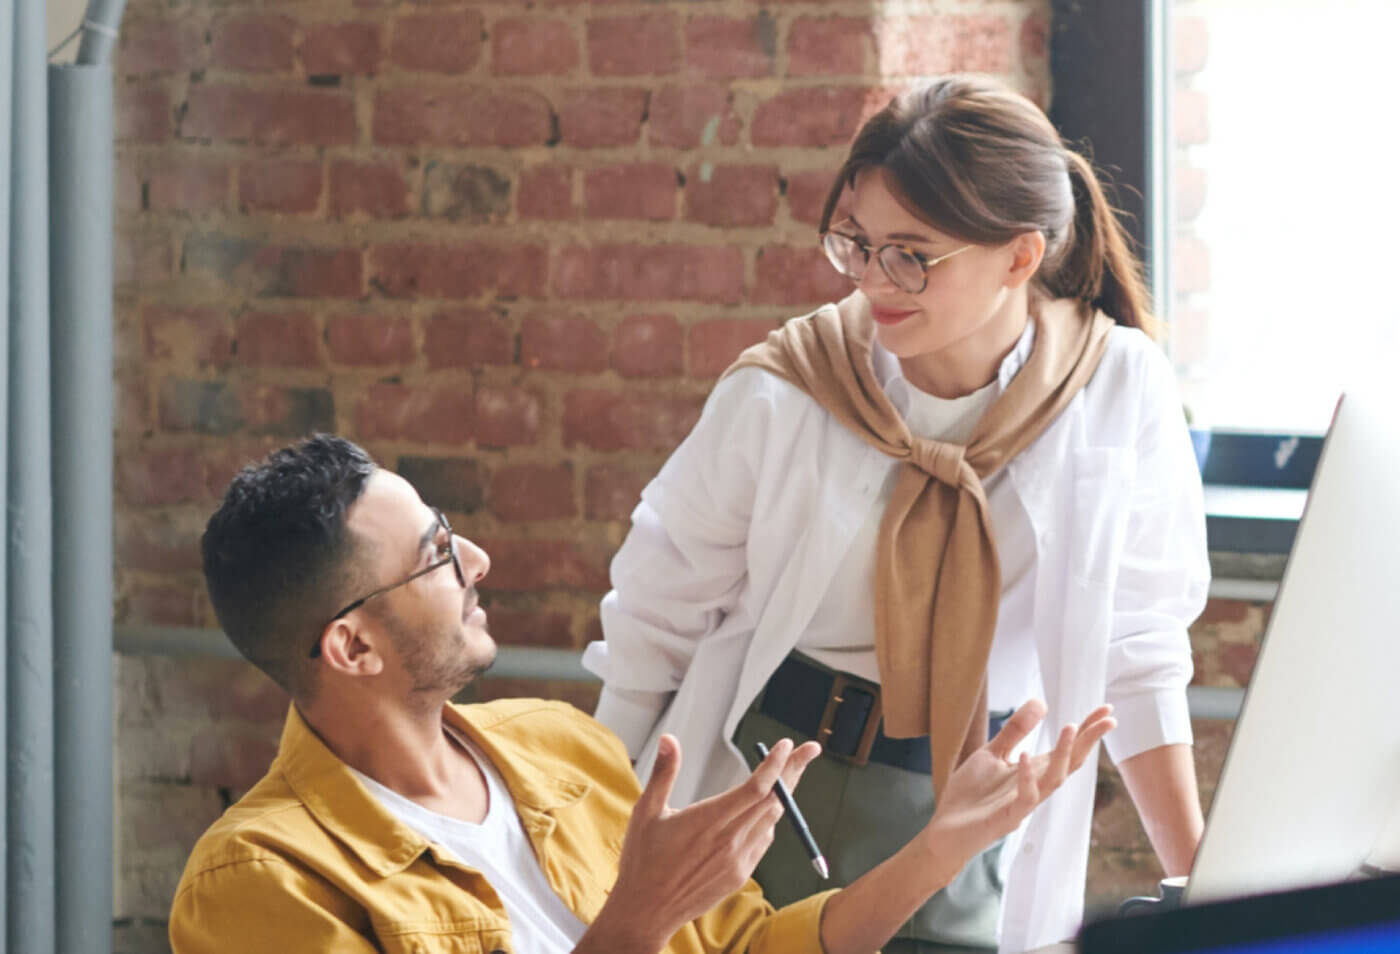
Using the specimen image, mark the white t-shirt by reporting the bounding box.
[350,733,588,954]
[799,367,1044,719]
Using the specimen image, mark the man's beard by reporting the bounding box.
[379,604,496,699]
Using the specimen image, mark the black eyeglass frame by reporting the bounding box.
[820,227,973,295]
[309,507,466,659]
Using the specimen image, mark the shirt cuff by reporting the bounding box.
[1102,687,1194,764]
[590,680,669,760]
[754,889,840,954]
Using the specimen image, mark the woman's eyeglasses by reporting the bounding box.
[820,226,972,295]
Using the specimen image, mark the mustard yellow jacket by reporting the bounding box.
[169,698,833,954]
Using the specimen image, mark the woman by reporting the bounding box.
[582,76,1210,953]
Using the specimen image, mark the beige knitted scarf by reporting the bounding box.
[726,291,1113,794]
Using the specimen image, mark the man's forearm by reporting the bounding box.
[817,821,972,954]
[1117,742,1204,876]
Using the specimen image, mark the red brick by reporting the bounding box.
[115,512,203,572]
[210,15,295,72]
[118,375,151,437]
[492,18,579,76]
[552,244,744,304]
[1176,164,1207,223]
[116,154,143,212]
[190,662,290,723]
[234,311,323,368]
[1020,12,1049,62]
[391,11,483,74]
[147,159,230,213]
[788,17,869,77]
[371,243,548,300]
[116,448,207,507]
[116,228,174,285]
[373,88,552,147]
[238,159,322,214]
[518,165,573,220]
[117,84,171,144]
[144,305,233,368]
[424,309,515,370]
[521,314,608,373]
[302,22,383,76]
[648,85,740,149]
[329,160,411,220]
[1174,234,1210,294]
[421,162,511,223]
[686,15,775,79]
[563,390,703,451]
[481,609,574,650]
[184,234,363,298]
[688,318,778,377]
[685,164,778,227]
[355,384,474,444]
[557,88,648,148]
[752,87,870,147]
[183,86,356,146]
[121,582,199,627]
[476,539,610,592]
[786,167,843,227]
[1199,599,1252,625]
[190,726,279,791]
[490,464,576,521]
[754,245,851,306]
[613,313,683,378]
[204,441,282,500]
[585,464,650,520]
[157,379,241,437]
[327,314,415,366]
[874,15,1013,75]
[1175,89,1209,146]
[396,457,484,516]
[1175,16,1209,74]
[584,163,677,221]
[475,386,540,448]
[119,17,207,75]
[586,14,678,76]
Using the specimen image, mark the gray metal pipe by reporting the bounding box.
[49,61,113,954]
[114,626,1244,719]
[0,0,14,941]
[73,0,127,66]
[7,2,56,953]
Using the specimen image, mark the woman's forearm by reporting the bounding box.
[1116,742,1204,876]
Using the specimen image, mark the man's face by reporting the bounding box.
[344,470,496,697]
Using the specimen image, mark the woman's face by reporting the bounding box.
[840,168,1035,372]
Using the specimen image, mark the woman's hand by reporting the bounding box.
[923,700,1117,865]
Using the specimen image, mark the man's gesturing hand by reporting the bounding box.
[581,733,822,954]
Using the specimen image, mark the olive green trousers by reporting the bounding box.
[734,707,1001,952]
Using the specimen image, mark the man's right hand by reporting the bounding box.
[578,733,821,954]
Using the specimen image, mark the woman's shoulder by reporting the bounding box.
[707,364,830,420]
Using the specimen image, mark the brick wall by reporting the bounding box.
[108,1,1260,949]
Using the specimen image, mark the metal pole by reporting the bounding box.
[73,0,127,67]
[0,0,15,943]
[6,1,55,953]
[49,60,113,954]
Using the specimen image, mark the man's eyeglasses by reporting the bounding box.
[309,508,466,659]
[820,225,973,295]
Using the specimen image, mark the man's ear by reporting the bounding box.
[1004,230,1048,290]
[318,617,385,677]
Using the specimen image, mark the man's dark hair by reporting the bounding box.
[201,434,377,696]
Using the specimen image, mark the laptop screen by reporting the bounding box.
[1191,920,1400,953]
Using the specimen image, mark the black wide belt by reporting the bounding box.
[755,653,1014,774]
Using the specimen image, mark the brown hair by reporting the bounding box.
[820,75,1156,334]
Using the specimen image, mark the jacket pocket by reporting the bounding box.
[375,925,513,954]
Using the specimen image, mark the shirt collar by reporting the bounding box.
[274,703,593,877]
[873,317,1038,416]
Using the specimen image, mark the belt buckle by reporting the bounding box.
[816,673,883,767]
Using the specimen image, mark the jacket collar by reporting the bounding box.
[865,294,1039,396]
[275,703,593,878]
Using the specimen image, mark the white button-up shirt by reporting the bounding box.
[583,312,1210,952]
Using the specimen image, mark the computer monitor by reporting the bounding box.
[1184,384,1400,907]
[1081,873,1400,953]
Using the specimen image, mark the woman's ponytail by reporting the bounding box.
[1048,149,1158,336]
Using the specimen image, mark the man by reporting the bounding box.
[171,434,1113,953]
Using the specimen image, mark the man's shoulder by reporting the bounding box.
[174,769,315,890]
